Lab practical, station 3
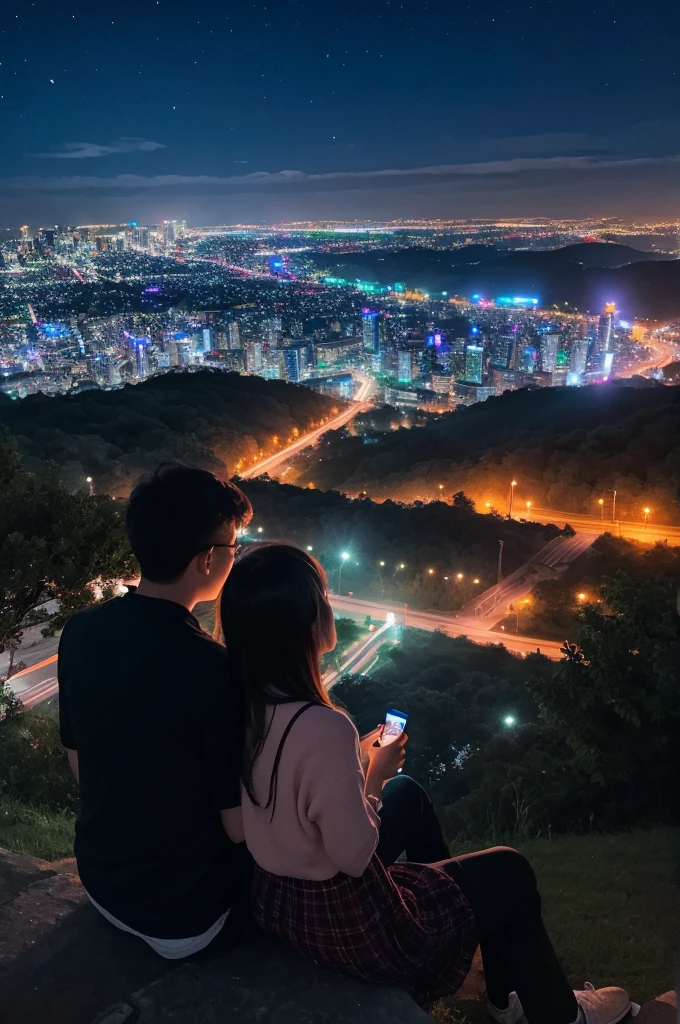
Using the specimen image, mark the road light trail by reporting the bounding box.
[524,507,680,545]
[459,530,599,627]
[329,595,562,659]
[239,371,374,480]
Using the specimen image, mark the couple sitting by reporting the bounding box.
[58,465,634,1024]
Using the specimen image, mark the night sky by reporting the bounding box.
[2,0,679,226]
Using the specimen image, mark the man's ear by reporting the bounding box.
[195,548,213,577]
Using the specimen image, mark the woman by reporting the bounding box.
[219,544,635,1024]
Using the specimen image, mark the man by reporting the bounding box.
[59,464,252,958]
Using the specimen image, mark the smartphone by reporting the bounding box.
[379,707,408,746]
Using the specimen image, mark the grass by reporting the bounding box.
[0,796,75,860]
[433,829,679,1022]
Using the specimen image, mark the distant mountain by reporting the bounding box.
[312,243,680,317]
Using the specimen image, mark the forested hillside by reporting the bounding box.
[0,371,340,496]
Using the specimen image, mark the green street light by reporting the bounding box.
[339,551,351,593]
[503,715,516,727]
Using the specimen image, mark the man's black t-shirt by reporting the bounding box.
[58,592,244,939]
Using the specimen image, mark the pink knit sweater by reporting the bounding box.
[241,702,380,880]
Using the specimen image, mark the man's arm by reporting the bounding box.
[202,648,245,842]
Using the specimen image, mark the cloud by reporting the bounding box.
[28,138,166,159]
[6,153,679,193]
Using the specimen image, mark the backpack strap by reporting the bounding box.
[265,702,316,820]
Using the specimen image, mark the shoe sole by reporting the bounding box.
[608,1002,640,1024]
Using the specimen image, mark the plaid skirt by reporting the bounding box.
[252,854,476,1006]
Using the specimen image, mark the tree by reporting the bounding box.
[0,435,136,658]
[452,490,476,512]
[528,573,680,823]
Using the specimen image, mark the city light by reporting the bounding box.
[578,592,587,601]
[456,572,464,580]
[473,578,480,584]
[428,568,434,575]
[306,545,313,551]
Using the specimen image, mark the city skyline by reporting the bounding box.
[2,0,680,224]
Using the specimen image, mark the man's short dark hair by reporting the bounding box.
[126,464,253,583]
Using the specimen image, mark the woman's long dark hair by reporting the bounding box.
[218,543,334,810]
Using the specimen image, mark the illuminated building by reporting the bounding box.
[464,344,483,384]
[596,302,616,358]
[518,346,538,374]
[570,339,589,376]
[135,339,150,379]
[431,373,452,397]
[284,348,302,382]
[362,310,380,352]
[228,322,240,349]
[202,328,212,352]
[540,334,559,372]
[454,381,496,405]
[245,341,264,373]
[397,349,414,383]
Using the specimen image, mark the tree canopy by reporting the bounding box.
[0,435,135,657]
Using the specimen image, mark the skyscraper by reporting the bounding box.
[465,344,483,384]
[228,322,240,350]
[362,310,380,352]
[135,339,149,379]
[397,349,414,383]
[570,339,589,376]
[596,303,616,357]
[245,341,264,374]
[202,328,212,352]
[540,334,559,372]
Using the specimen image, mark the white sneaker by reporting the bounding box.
[486,991,527,1024]
[574,982,636,1024]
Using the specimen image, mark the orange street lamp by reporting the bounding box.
[577,592,586,602]
[598,498,604,521]
[427,568,435,575]
[508,480,517,518]
[643,507,651,529]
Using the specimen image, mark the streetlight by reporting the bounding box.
[306,545,313,551]
[497,539,504,584]
[503,715,516,727]
[473,577,480,584]
[427,568,435,575]
[86,476,94,496]
[525,501,532,513]
[484,501,492,510]
[577,592,586,602]
[643,507,651,529]
[456,572,464,580]
[339,551,350,592]
[597,498,604,521]
[508,480,517,519]
[256,526,264,534]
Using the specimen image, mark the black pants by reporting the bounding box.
[441,847,579,1024]
[377,774,451,866]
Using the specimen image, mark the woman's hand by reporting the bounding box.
[359,725,382,772]
[365,733,407,801]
